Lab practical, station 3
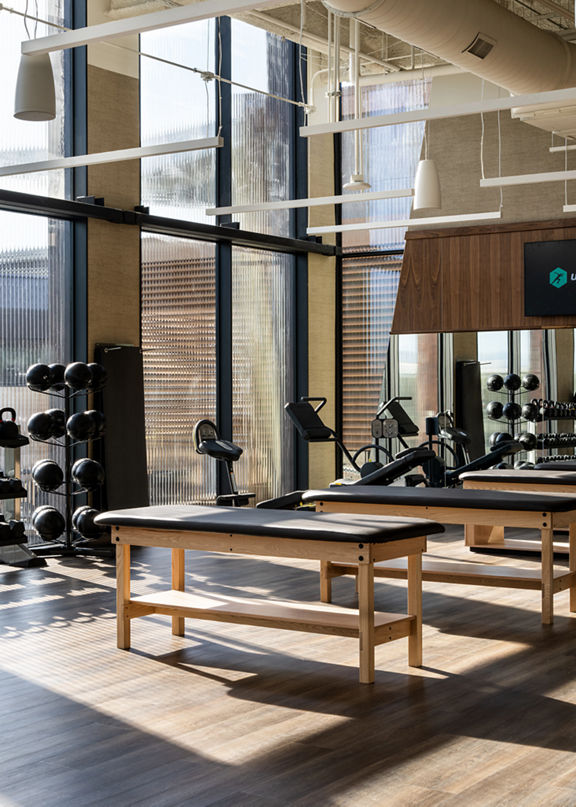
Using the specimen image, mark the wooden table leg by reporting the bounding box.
[570,523,576,614]
[320,560,332,603]
[541,527,554,625]
[465,524,505,547]
[116,543,131,649]
[407,550,422,667]
[172,548,186,636]
[357,561,375,684]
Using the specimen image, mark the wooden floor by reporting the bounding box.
[1,527,576,806]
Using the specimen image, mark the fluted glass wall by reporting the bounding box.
[341,255,401,454]
[0,215,71,541]
[140,20,216,221]
[341,79,429,252]
[0,0,67,199]
[141,234,217,505]
[231,20,292,237]
[232,248,294,501]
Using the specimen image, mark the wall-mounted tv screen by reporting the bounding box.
[524,239,576,316]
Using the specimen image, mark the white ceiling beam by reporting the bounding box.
[480,169,576,187]
[206,188,414,216]
[300,86,576,137]
[307,211,502,235]
[21,0,283,54]
[0,137,223,177]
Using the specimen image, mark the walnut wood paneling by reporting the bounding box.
[393,217,576,333]
[391,234,442,334]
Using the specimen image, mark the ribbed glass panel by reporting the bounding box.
[341,256,401,455]
[140,21,216,221]
[397,333,439,441]
[231,21,291,237]
[232,248,294,501]
[0,214,71,543]
[341,79,430,252]
[141,234,217,504]
[0,0,67,198]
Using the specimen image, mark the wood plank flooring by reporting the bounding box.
[1,526,576,806]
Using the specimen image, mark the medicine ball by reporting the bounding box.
[75,507,103,539]
[515,461,534,470]
[46,409,66,439]
[85,410,105,438]
[492,432,513,446]
[27,411,54,441]
[87,363,107,390]
[64,362,92,391]
[504,373,522,392]
[502,401,522,421]
[522,373,540,391]
[521,403,539,422]
[495,462,511,469]
[32,506,65,541]
[486,401,503,420]
[26,363,51,392]
[486,374,504,392]
[517,432,537,451]
[72,506,92,531]
[72,458,105,491]
[66,412,96,442]
[32,459,63,492]
[48,363,66,391]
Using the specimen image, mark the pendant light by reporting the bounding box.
[343,19,371,192]
[14,52,56,121]
[413,157,441,210]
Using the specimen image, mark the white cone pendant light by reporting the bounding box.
[413,158,441,211]
[14,52,56,121]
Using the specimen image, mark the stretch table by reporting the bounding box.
[462,469,576,555]
[95,505,444,684]
[301,487,576,625]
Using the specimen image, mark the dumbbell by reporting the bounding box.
[0,518,26,546]
[0,475,26,498]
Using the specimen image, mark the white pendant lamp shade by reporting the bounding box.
[14,52,56,121]
[413,158,441,211]
[343,173,372,191]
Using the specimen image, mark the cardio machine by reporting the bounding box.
[193,420,255,506]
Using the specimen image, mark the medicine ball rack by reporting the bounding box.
[26,368,107,558]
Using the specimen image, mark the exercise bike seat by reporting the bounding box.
[198,438,243,462]
[440,426,470,446]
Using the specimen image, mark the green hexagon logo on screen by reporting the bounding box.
[550,267,568,288]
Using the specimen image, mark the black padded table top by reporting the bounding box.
[460,469,576,484]
[301,485,576,512]
[95,504,444,543]
[536,461,576,471]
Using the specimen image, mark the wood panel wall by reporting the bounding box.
[392,217,576,334]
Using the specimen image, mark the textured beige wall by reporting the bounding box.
[86,65,141,354]
[307,130,338,487]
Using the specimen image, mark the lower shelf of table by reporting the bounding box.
[127,589,415,644]
[327,559,575,591]
[468,538,569,555]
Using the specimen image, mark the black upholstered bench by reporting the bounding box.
[95,504,444,684]
[301,487,576,625]
[461,469,576,556]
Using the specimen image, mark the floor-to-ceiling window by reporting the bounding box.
[140,19,299,503]
[0,1,72,539]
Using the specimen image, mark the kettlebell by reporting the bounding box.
[0,408,19,442]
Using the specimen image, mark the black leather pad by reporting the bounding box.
[301,485,576,512]
[536,461,576,471]
[95,504,444,543]
[461,469,576,484]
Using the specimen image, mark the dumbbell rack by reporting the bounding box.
[535,401,576,464]
[28,384,104,557]
[0,440,45,568]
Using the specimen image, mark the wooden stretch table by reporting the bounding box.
[95,504,444,684]
[462,469,576,555]
[301,487,576,625]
